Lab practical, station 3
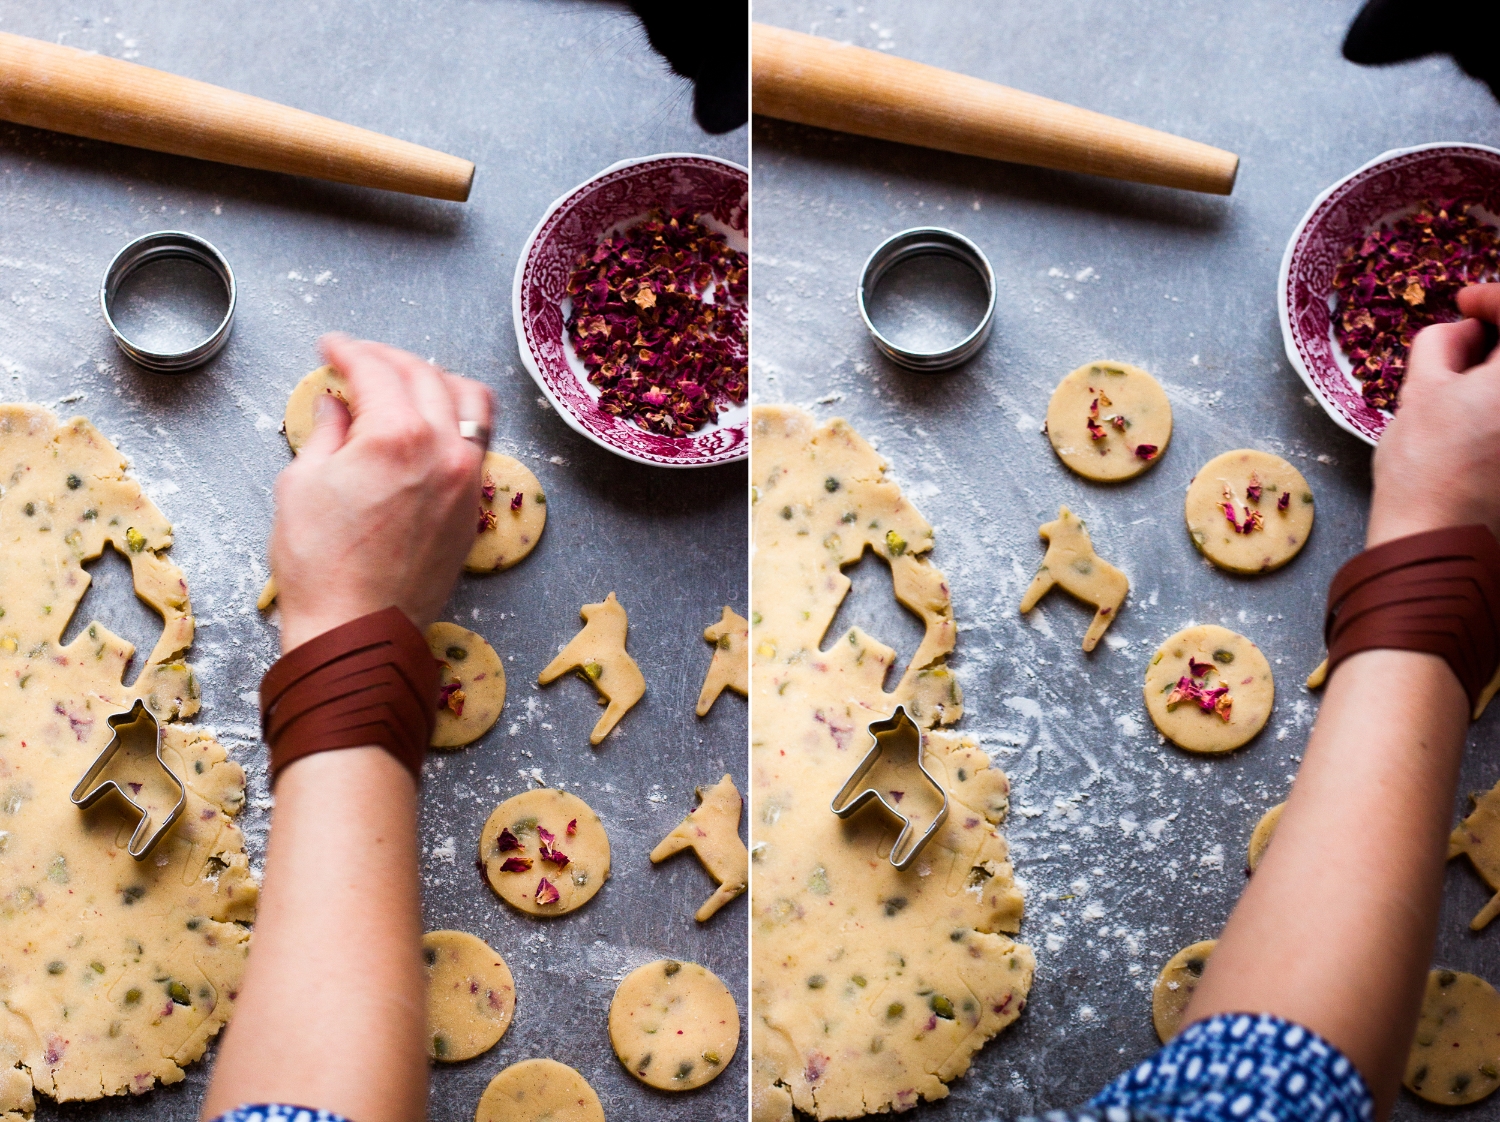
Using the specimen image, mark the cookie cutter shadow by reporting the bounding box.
[70,698,186,860]
[830,703,949,871]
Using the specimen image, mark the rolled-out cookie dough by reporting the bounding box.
[650,774,749,921]
[1144,625,1274,753]
[480,789,609,916]
[426,622,505,748]
[466,451,547,573]
[697,606,749,716]
[1247,802,1284,872]
[1404,969,1500,1105]
[1184,450,1314,574]
[1152,940,1217,1042]
[283,364,348,453]
[475,1059,605,1122]
[538,592,645,745]
[0,406,257,1108]
[1019,506,1128,651]
[422,930,515,1062]
[1045,360,1171,482]
[609,959,739,1091]
[1449,783,1500,930]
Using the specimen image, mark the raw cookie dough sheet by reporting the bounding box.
[749,3,1497,1118]
[0,3,747,1120]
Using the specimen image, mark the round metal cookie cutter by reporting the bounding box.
[857,226,996,372]
[101,230,236,372]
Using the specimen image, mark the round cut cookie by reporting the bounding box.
[476,1059,605,1122]
[1152,939,1217,1042]
[1247,802,1284,872]
[1045,360,1171,481]
[609,959,739,1091]
[480,789,608,916]
[1184,449,1314,573]
[426,622,506,748]
[1144,625,1274,754]
[1405,969,1500,1105]
[467,451,547,572]
[284,364,349,453]
[422,930,515,1062]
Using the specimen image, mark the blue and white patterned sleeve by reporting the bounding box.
[1015,1014,1374,1122]
[209,1107,352,1122]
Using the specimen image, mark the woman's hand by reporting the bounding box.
[1368,283,1500,547]
[269,334,492,653]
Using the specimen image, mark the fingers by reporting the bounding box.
[1457,283,1500,325]
[320,334,417,428]
[297,392,352,463]
[1406,318,1491,388]
[447,374,494,442]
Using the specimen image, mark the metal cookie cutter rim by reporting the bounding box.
[829,703,950,871]
[69,698,186,861]
[100,230,237,373]
[857,226,997,372]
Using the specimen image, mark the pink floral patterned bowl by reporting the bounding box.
[512,153,749,468]
[1278,142,1500,446]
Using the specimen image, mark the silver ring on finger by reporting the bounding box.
[458,420,490,447]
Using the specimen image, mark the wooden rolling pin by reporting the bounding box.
[0,32,474,201]
[752,24,1238,196]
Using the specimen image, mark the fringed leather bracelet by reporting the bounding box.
[1325,525,1500,714]
[260,606,437,784]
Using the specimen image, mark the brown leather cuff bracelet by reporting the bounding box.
[260,606,438,785]
[1324,525,1500,713]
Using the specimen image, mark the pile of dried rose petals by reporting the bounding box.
[1086,388,1159,461]
[565,208,747,437]
[1166,656,1233,722]
[1332,199,1500,410]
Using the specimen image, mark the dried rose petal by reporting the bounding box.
[510,491,523,512]
[1108,414,1128,431]
[541,847,570,869]
[1246,473,1262,503]
[1277,492,1290,512]
[481,474,496,502]
[566,818,578,836]
[478,508,497,533]
[1166,675,1234,716]
[496,828,523,853]
[499,857,532,873]
[437,681,465,717]
[537,827,555,848]
[1086,417,1107,441]
[1134,444,1158,461]
[535,877,561,905]
[1187,657,1215,679]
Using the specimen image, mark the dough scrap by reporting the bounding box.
[0,406,257,1107]
[426,622,505,749]
[475,1059,604,1122]
[1247,802,1284,872]
[650,774,749,921]
[1449,783,1500,930]
[283,364,348,453]
[1184,450,1314,574]
[1404,969,1500,1105]
[422,929,514,1062]
[697,606,748,716]
[1306,657,1327,690]
[537,592,644,745]
[750,406,1032,1119]
[480,789,609,916]
[1018,505,1128,651]
[1045,360,1171,481]
[1152,940,1216,1042]
[1144,625,1274,753]
[465,451,547,574]
[609,959,739,1091]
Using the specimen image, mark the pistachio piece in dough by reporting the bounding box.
[538,592,645,745]
[425,622,505,749]
[1018,505,1128,651]
[466,451,547,573]
[1184,449,1314,574]
[1449,782,1500,930]
[283,364,349,453]
[650,775,749,921]
[480,789,609,916]
[1404,969,1500,1105]
[1247,802,1284,872]
[609,959,739,1091]
[1045,360,1171,481]
[422,930,515,1062]
[1152,939,1216,1042]
[1144,624,1274,753]
[475,1058,605,1122]
[697,606,748,716]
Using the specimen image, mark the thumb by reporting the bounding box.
[298,391,351,463]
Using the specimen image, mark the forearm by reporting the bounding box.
[1185,648,1469,1116]
[200,748,428,1122]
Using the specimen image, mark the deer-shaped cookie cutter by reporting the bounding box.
[70,698,186,860]
[830,704,949,871]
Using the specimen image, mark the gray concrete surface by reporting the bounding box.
[0,2,746,1119]
[750,2,1499,1118]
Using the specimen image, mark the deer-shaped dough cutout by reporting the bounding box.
[1450,781,1500,930]
[1019,505,1128,652]
[538,592,645,745]
[696,606,748,717]
[649,774,749,921]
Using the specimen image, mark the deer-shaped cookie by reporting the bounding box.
[538,592,646,745]
[696,606,748,716]
[1019,505,1128,652]
[649,774,749,921]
